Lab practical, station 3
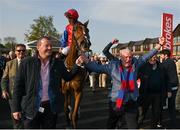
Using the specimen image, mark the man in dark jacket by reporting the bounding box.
[0,52,6,95]
[12,36,79,128]
[160,49,179,128]
[137,55,166,128]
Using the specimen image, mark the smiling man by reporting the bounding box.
[76,37,164,129]
[12,36,79,128]
[1,44,26,128]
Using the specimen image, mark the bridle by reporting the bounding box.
[72,23,91,55]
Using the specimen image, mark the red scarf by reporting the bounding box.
[116,65,135,109]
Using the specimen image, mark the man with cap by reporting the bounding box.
[59,9,80,56]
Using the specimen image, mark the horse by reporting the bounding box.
[61,20,91,128]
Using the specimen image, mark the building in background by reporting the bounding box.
[173,24,180,56]
[112,24,180,57]
[26,37,61,52]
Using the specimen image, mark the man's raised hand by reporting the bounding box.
[112,38,119,44]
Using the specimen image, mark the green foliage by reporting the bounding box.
[4,43,16,50]
[25,16,60,42]
[0,43,5,48]
[3,37,17,50]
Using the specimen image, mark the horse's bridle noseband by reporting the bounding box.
[72,24,90,55]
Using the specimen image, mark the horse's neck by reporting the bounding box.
[65,22,83,70]
[65,42,78,70]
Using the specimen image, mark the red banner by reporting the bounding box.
[161,13,173,54]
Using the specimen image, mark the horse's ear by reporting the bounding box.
[84,20,89,27]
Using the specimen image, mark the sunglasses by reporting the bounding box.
[16,50,26,52]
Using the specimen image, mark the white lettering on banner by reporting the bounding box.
[164,16,172,50]
[161,13,173,55]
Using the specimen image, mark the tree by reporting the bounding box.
[3,37,16,50]
[0,38,4,49]
[0,44,5,49]
[25,16,60,42]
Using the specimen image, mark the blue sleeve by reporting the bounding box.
[102,42,119,61]
[137,48,158,68]
[60,30,68,47]
[85,61,111,75]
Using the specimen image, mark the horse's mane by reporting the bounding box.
[65,22,83,70]
[65,39,78,70]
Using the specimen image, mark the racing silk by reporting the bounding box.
[60,24,73,47]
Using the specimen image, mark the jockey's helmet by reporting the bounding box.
[64,9,79,20]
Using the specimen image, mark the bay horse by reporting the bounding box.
[61,20,91,128]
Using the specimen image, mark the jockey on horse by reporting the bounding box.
[59,9,91,128]
[60,9,80,56]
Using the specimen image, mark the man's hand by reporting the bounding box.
[76,54,89,66]
[159,36,165,46]
[2,90,9,99]
[112,39,119,44]
[76,57,82,66]
[167,92,172,98]
[155,36,165,50]
[13,112,21,120]
[59,47,63,53]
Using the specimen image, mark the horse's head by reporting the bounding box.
[73,20,91,53]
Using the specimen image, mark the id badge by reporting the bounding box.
[39,107,45,113]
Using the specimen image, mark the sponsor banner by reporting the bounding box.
[161,13,173,55]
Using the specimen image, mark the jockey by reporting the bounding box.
[60,9,79,56]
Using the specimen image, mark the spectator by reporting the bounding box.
[1,44,26,128]
[160,49,179,128]
[137,55,166,128]
[98,54,108,88]
[88,54,99,92]
[9,50,16,60]
[12,36,79,128]
[76,37,164,129]
[0,52,6,94]
[175,57,180,112]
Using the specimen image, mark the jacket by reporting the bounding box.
[138,61,167,105]
[85,49,158,103]
[12,56,79,119]
[162,58,179,92]
[60,24,73,47]
[0,56,6,80]
[102,42,119,61]
[1,58,18,98]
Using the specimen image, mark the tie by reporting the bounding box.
[18,60,21,67]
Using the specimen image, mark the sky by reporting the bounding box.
[0,0,180,53]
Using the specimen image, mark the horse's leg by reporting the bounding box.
[72,91,82,128]
[64,91,71,127]
[67,93,72,120]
